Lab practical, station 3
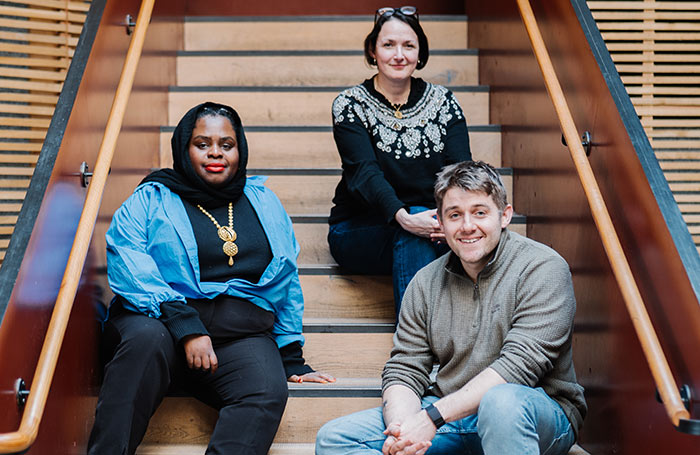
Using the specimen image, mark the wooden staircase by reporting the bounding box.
[95,14,526,454]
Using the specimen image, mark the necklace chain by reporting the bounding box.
[374,77,408,119]
[197,202,238,267]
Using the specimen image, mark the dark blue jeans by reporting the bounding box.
[328,207,449,317]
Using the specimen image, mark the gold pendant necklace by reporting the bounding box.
[197,202,238,266]
[391,103,404,119]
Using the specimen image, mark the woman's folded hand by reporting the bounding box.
[395,208,442,239]
[183,334,219,373]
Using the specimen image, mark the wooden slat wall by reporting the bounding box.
[0,0,90,264]
[588,1,700,250]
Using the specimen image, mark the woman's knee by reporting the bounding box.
[260,375,289,411]
[109,315,175,366]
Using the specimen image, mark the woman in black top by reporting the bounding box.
[88,102,334,455]
[328,7,472,314]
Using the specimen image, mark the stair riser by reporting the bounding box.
[185,20,467,51]
[159,130,502,168]
[304,332,392,377]
[177,55,477,87]
[168,91,489,126]
[99,173,513,219]
[91,273,396,320]
[142,396,382,445]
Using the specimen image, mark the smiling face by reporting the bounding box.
[371,18,419,82]
[188,114,239,188]
[438,188,513,281]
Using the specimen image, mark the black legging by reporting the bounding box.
[87,308,288,455]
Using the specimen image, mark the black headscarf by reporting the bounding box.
[141,102,249,209]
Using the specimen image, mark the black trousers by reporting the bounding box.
[87,308,288,455]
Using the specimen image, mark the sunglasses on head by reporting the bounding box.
[374,6,418,24]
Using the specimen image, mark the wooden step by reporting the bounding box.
[159,126,503,169]
[138,442,317,454]
[92,209,525,270]
[304,331,392,378]
[300,275,394,319]
[142,388,382,445]
[184,17,468,51]
[90,270,396,324]
[139,442,589,455]
[137,442,590,455]
[99,172,513,220]
[176,51,478,87]
[139,388,590,452]
[168,87,490,126]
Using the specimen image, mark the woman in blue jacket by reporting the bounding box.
[88,102,334,455]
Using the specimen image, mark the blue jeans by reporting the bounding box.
[328,207,449,316]
[315,384,576,455]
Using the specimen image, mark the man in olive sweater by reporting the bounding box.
[316,161,586,455]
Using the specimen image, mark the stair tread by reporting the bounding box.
[136,442,316,455]
[137,442,589,455]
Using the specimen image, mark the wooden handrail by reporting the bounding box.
[515,0,690,428]
[0,0,155,452]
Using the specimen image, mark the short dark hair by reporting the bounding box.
[364,13,429,70]
[434,161,509,215]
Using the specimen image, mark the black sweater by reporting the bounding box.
[154,195,312,377]
[329,77,472,224]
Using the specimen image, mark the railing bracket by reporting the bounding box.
[561,131,593,157]
[124,14,136,35]
[581,131,592,156]
[80,162,92,187]
[15,378,29,409]
[680,384,693,411]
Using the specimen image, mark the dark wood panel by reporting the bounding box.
[466,0,700,453]
[184,0,464,16]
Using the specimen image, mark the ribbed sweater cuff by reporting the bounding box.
[279,341,314,378]
[159,301,209,344]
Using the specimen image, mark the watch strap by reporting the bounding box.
[424,403,445,429]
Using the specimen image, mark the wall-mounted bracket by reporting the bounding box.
[124,14,136,35]
[15,378,29,409]
[561,130,593,156]
[80,161,92,187]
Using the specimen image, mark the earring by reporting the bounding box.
[372,58,377,65]
[418,60,422,66]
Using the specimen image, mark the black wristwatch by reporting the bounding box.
[424,403,445,429]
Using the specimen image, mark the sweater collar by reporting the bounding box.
[444,229,512,281]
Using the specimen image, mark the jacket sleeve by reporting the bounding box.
[332,93,406,223]
[381,275,434,398]
[106,186,187,318]
[263,188,306,351]
[443,90,472,165]
[489,255,576,386]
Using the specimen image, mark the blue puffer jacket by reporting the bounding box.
[105,176,304,348]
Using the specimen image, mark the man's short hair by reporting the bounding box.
[434,161,508,214]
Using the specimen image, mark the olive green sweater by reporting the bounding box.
[382,229,587,437]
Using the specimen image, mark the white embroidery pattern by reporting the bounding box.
[332,83,464,160]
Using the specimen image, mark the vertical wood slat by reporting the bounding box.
[0,0,91,266]
[588,0,700,250]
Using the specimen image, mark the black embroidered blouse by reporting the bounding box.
[329,77,472,224]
